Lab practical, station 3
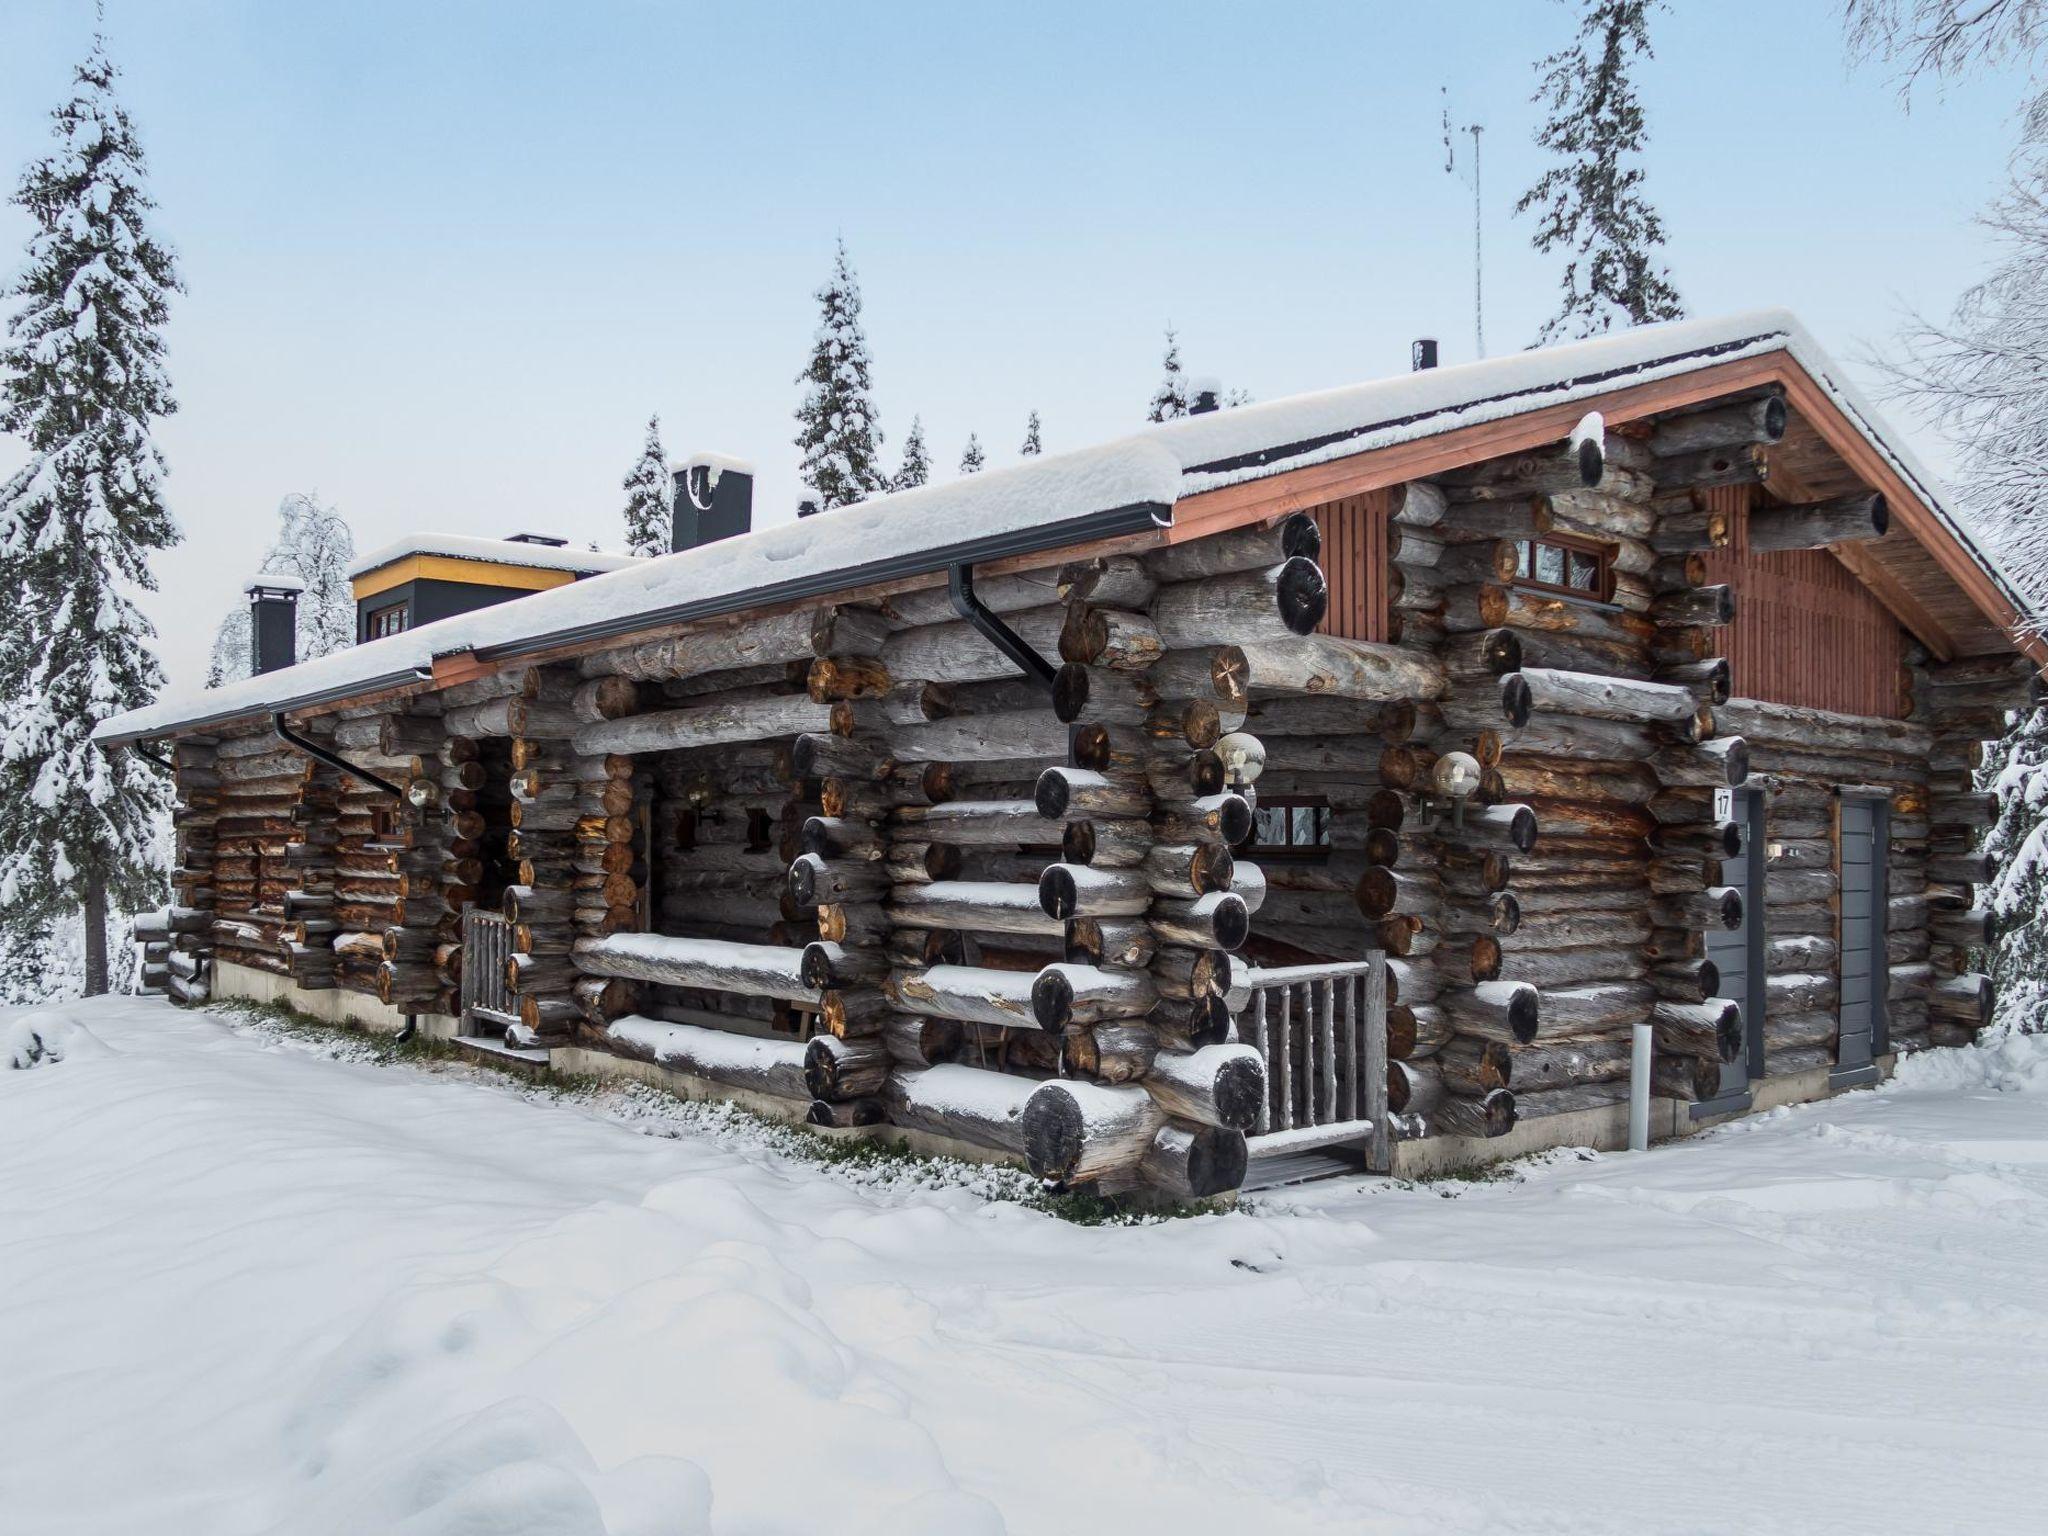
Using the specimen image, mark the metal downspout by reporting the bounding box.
[270,711,406,799]
[947,563,1058,693]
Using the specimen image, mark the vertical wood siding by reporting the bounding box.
[1310,490,1390,643]
[1702,487,1905,718]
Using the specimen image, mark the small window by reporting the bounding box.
[1248,796,1332,858]
[1514,536,1612,601]
[366,602,410,639]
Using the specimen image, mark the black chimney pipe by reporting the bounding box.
[1411,339,1439,371]
[246,579,300,675]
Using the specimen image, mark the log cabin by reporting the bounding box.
[102,311,2045,1200]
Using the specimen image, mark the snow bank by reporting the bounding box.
[4,1005,107,1068]
[1891,1027,2048,1095]
[9,997,2048,1533]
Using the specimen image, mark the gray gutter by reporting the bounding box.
[97,497,1174,749]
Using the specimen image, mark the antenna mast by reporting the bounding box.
[1442,91,1486,358]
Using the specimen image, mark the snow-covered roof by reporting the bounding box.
[346,533,638,580]
[244,574,306,594]
[96,309,2032,746]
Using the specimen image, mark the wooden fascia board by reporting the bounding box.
[1170,350,2045,667]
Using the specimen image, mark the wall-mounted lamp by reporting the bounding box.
[1423,750,1483,829]
[1214,731,1266,808]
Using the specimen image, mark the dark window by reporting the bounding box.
[1249,796,1331,858]
[1514,536,1612,601]
[366,602,409,639]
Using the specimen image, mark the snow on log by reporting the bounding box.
[573,933,816,1001]
[886,964,1039,1029]
[1021,1079,1166,1184]
[1143,1044,1266,1131]
[1139,1123,1250,1199]
[606,1017,809,1099]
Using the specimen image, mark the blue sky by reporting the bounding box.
[0,1,2028,688]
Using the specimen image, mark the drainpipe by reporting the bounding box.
[270,711,406,799]
[947,563,1057,693]
[1629,1020,1653,1152]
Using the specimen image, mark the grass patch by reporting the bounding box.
[203,1000,1208,1226]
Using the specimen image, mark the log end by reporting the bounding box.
[1500,673,1532,730]
[798,941,833,993]
[1211,1052,1267,1132]
[1210,892,1252,952]
[1506,984,1540,1045]
[1762,394,1789,443]
[1722,736,1751,788]
[1052,663,1092,725]
[1279,510,1323,563]
[1034,768,1072,821]
[1021,1083,1086,1182]
[1713,886,1745,931]
[1869,492,1890,538]
[1277,556,1329,636]
[787,853,825,909]
[1038,863,1079,920]
[1178,1125,1250,1199]
[1031,966,1076,1030]
[1713,1000,1744,1064]
[1576,437,1604,487]
[1217,791,1254,847]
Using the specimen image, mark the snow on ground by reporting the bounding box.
[4,999,2047,1535]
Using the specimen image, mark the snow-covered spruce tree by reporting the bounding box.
[1021,410,1043,455]
[1517,0,1684,344]
[958,433,985,475]
[793,240,886,511]
[0,34,181,996]
[621,413,672,558]
[1147,328,1188,421]
[1980,699,2048,1032]
[202,492,358,688]
[894,414,931,490]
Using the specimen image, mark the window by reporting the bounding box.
[1249,796,1331,858]
[366,602,409,639]
[1513,536,1612,601]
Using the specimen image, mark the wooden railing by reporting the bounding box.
[1239,954,1390,1171]
[460,908,518,1034]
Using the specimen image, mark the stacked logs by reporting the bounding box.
[207,726,313,981]
[493,669,605,1045]
[1907,653,2030,1047]
[1432,434,1665,1130]
[279,757,341,992]
[157,735,221,1003]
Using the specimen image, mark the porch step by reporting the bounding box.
[1242,1142,1370,1191]
[451,1034,552,1079]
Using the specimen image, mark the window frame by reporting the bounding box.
[1512,533,1615,604]
[1245,794,1333,861]
[365,601,410,640]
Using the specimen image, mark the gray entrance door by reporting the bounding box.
[1702,787,1764,1108]
[1836,795,1888,1081]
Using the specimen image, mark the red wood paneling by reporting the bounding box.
[1310,491,1389,643]
[1702,487,1905,718]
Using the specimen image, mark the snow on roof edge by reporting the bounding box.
[97,310,2038,747]
[346,533,638,580]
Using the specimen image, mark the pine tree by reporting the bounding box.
[958,434,986,475]
[1147,328,1188,421]
[1020,410,1043,456]
[793,239,886,510]
[1980,700,2048,1032]
[620,414,672,557]
[0,34,182,996]
[203,492,358,688]
[1517,0,1684,344]
[894,415,932,490]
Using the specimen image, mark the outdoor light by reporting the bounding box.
[405,779,439,811]
[1215,731,1266,787]
[1425,749,1483,829]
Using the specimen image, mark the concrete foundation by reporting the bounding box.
[1389,1054,1897,1180]
[213,961,461,1040]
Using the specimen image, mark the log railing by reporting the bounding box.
[460,907,518,1033]
[1240,954,1390,1170]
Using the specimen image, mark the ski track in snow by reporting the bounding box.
[3,999,2046,1535]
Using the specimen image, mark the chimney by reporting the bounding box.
[674,453,755,548]
[1189,375,1222,415]
[246,577,302,674]
[1411,338,1439,371]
